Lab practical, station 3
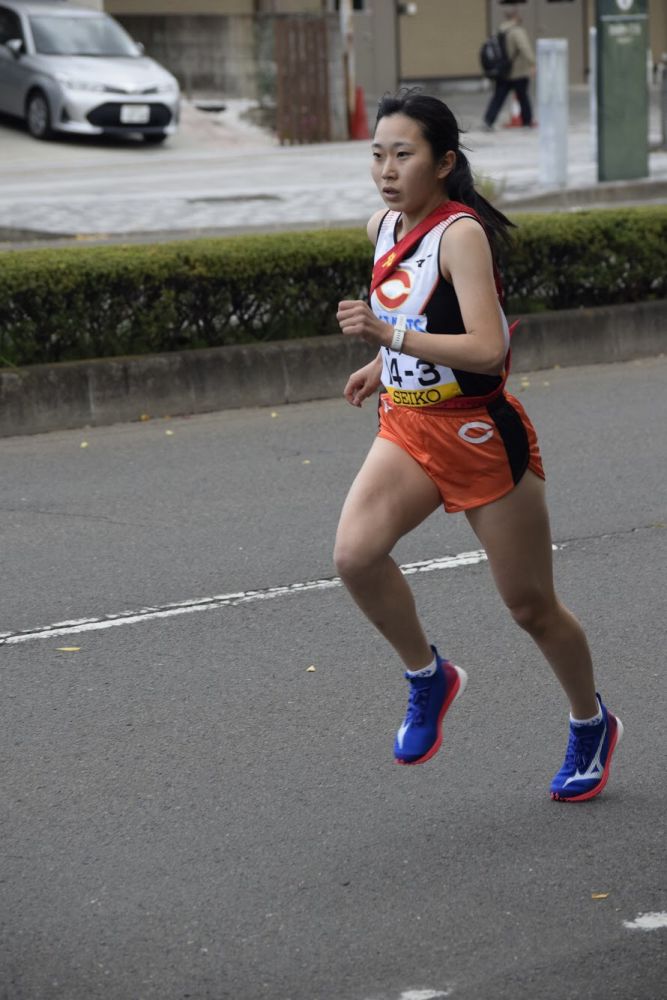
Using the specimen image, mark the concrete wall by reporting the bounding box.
[397,0,667,86]
[107,1,255,13]
[488,0,586,85]
[650,0,667,64]
[351,4,398,111]
[104,1,667,92]
[398,0,587,84]
[107,1,322,12]
[112,13,258,97]
[400,0,486,80]
[112,10,346,130]
[2,301,665,438]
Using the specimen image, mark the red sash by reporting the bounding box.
[370,200,504,303]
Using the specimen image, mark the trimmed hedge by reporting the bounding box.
[502,206,667,313]
[0,230,370,367]
[1,206,667,367]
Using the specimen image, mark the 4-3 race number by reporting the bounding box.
[389,357,440,388]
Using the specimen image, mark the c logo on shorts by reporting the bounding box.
[458,420,494,445]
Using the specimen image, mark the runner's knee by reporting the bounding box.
[333,533,383,583]
[506,593,557,636]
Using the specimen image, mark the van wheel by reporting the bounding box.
[26,91,53,140]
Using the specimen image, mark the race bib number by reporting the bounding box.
[381,344,462,407]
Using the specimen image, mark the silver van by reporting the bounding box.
[0,0,180,142]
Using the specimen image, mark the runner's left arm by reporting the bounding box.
[337,219,506,375]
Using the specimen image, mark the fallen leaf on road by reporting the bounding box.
[591,892,610,900]
[57,647,80,652]
[306,665,316,672]
[80,441,88,449]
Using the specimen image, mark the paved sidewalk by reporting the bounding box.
[0,85,666,245]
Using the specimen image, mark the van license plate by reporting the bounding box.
[120,104,150,124]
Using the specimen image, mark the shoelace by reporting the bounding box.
[405,681,432,725]
[565,724,602,772]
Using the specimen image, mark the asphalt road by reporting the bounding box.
[2,358,666,1000]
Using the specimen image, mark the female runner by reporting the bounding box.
[334,93,622,802]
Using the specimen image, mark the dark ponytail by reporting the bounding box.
[374,92,515,259]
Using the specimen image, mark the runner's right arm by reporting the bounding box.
[341,211,387,407]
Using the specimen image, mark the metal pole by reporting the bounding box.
[537,38,569,189]
[340,0,355,124]
[589,27,597,161]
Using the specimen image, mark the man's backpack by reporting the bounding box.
[479,31,512,81]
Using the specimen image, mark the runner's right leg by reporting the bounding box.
[334,436,441,670]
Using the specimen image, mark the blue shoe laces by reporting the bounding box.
[404,678,432,726]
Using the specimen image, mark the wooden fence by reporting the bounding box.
[275,17,333,144]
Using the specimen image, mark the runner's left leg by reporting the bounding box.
[465,470,598,720]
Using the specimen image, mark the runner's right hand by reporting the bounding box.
[343,357,383,408]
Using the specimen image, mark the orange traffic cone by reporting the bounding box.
[503,97,523,128]
[349,85,370,140]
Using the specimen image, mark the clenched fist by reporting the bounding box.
[337,300,392,348]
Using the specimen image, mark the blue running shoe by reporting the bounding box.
[550,695,623,802]
[394,646,467,766]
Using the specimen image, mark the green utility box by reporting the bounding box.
[597,0,649,181]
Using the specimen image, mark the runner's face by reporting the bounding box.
[371,113,451,217]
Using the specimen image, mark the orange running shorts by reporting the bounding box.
[377,391,545,513]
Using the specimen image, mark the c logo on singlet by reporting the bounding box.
[458,421,494,445]
[375,268,412,310]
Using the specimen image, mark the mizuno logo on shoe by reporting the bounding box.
[396,720,410,749]
[563,723,606,787]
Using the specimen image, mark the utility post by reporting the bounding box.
[596,0,649,181]
[537,38,569,188]
[340,0,355,134]
[589,26,598,160]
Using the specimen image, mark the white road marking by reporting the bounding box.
[399,991,452,1000]
[623,912,667,931]
[0,546,561,647]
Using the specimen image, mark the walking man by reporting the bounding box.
[483,5,536,130]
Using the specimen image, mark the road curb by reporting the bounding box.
[1,300,665,437]
[2,176,667,250]
[2,178,667,251]
[499,177,667,212]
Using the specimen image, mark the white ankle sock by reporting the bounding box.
[570,708,603,727]
[406,655,437,679]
